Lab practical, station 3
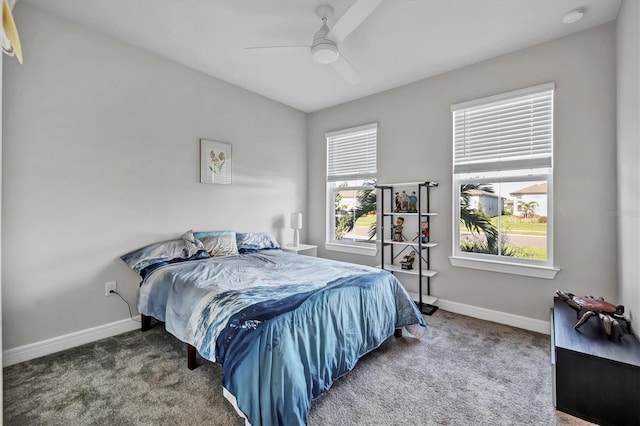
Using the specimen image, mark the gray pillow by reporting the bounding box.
[193,230,239,257]
[121,230,209,278]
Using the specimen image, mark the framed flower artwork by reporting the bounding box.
[200,139,232,184]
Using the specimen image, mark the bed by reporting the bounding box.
[122,231,426,425]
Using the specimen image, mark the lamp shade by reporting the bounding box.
[291,212,302,230]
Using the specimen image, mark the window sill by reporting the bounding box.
[449,256,559,279]
[325,242,378,257]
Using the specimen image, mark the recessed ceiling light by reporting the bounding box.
[563,8,585,24]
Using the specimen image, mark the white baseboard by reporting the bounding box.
[3,316,141,367]
[402,291,549,334]
[2,298,550,367]
[435,299,550,335]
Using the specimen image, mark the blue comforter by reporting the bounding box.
[137,250,425,425]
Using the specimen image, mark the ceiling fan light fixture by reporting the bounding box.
[562,8,585,24]
[311,42,339,64]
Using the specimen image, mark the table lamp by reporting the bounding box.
[291,212,302,247]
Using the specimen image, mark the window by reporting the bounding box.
[326,123,377,255]
[450,83,558,278]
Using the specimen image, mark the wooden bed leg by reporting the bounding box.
[394,328,403,338]
[141,314,152,332]
[187,344,197,370]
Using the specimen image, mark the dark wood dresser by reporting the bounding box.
[551,298,640,425]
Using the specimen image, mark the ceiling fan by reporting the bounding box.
[244,0,383,85]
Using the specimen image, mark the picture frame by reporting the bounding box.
[200,139,232,184]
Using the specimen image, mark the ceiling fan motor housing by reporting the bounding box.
[311,39,339,64]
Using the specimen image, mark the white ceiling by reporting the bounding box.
[22,0,621,113]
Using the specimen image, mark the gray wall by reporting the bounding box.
[1,48,4,409]
[616,0,640,335]
[307,23,618,322]
[2,4,307,349]
[1,4,630,350]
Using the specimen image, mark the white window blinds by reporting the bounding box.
[326,123,377,182]
[452,83,554,174]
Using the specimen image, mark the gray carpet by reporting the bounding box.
[4,310,593,425]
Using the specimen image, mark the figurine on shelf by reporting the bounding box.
[392,217,405,242]
[394,192,401,212]
[400,250,416,270]
[408,191,418,213]
[400,191,409,212]
[421,221,429,243]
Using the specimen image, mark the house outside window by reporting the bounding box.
[325,123,377,256]
[450,83,558,279]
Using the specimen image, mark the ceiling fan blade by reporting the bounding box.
[244,45,309,53]
[331,55,360,85]
[327,0,383,44]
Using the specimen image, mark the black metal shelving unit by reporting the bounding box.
[376,181,439,315]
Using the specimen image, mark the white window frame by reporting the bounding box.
[325,123,378,256]
[449,84,559,279]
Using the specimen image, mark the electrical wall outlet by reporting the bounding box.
[105,281,117,297]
